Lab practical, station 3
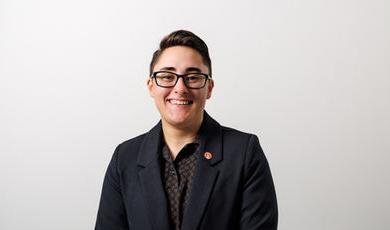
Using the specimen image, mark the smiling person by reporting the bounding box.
[95,30,278,230]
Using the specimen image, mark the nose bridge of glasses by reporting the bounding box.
[175,75,189,89]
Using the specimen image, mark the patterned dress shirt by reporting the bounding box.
[161,140,200,230]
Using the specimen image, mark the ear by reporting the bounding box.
[147,78,155,97]
[206,79,214,99]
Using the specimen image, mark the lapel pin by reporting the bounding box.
[204,151,213,160]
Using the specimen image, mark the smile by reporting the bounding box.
[168,99,193,105]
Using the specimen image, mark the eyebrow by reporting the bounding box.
[159,66,202,73]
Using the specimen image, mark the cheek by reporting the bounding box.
[194,92,209,104]
[154,89,170,102]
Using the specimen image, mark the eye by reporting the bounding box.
[156,73,176,81]
[186,74,204,82]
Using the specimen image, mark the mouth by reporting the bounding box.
[167,99,194,105]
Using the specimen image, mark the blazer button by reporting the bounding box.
[203,151,213,160]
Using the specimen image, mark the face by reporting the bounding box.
[147,46,214,129]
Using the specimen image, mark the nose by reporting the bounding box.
[173,77,189,93]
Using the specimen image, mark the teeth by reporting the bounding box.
[170,99,192,105]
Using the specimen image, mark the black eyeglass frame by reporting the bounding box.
[150,71,212,89]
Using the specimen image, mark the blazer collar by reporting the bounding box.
[136,111,222,167]
[136,119,163,167]
[197,111,223,165]
[136,111,223,230]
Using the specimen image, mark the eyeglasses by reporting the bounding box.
[151,71,211,89]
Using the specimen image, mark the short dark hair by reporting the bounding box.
[149,30,212,77]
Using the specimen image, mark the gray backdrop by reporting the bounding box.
[1,0,389,229]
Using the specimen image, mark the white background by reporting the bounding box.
[1,0,389,229]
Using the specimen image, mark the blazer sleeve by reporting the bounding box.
[95,145,129,230]
[240,135,278,230]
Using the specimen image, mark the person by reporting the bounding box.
[95,30,278,230]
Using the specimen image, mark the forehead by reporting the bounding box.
[153,46,208,73]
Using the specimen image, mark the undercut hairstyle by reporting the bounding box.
[149,30,212,77]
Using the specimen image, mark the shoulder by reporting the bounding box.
[220,125,259,145]
[116,133,148,153]
[111,120,162,169]
[110,132,149,169]
[203,112,263,155]
[219,125,266,164]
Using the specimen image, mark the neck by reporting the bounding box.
[161,115,203,159]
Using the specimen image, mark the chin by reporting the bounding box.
[163,111,198,128]
[166,115,191,127]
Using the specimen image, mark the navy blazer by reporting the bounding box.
[95,112,278,230]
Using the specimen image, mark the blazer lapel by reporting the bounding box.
[137,122,171,230]
[181,112,223,230]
